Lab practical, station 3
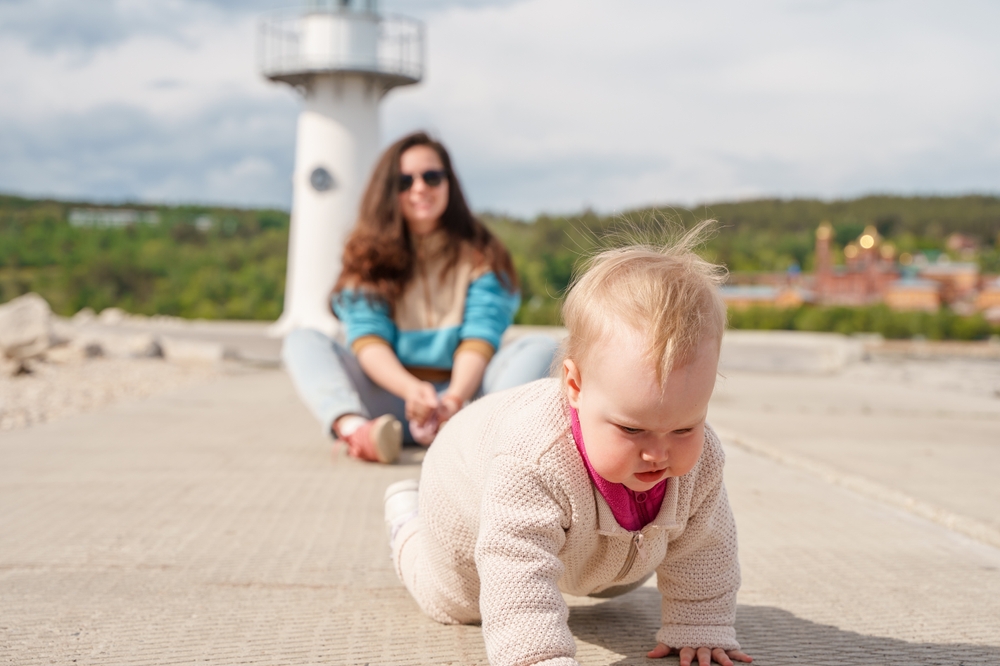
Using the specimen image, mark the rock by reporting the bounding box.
[0,293,52,360]
[98,307,126,325]
[72,307,96,325]
[71,332,163,360]
[160,336,227,364]
[0,355,36,376]
[0,355,21,376]
[48,316,76,347]
[44,344,86,364]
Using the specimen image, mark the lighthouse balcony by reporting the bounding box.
[258,8,423,88]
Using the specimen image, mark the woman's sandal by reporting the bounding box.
[342,414,403,463]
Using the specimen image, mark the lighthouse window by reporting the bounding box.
[310,167,335,192]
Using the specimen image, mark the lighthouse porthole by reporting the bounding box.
[310,167,335,192]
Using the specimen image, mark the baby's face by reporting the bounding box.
[564,330,719,492]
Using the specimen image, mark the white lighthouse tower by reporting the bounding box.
[259,0,423,336]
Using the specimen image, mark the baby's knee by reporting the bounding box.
[393,522,481,626]
[418,597,481,626]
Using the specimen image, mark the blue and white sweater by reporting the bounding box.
[332,230,520,379]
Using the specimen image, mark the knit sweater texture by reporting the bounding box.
[403,378,741,666]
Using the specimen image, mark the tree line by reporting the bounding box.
[0,195,288,320]
[2,193,999,338]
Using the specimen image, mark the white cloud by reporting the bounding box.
[0,97,297,207]
[0,0,298,208]
[0,0,997,215]
[381,0,1000,214]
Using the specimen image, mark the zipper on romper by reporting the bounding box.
[614,531,645,581]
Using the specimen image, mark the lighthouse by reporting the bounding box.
[259,0,424,336]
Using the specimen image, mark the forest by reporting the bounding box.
[2,193,999,339]
[0,195,289,320]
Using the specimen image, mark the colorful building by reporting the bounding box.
[813,223,899,306]
[919,262,980,303]
[720,285,807,310]
[882,279,941,312]
[727,222,993,313]
[975,278,1000,312]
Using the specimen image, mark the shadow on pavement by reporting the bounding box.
[569,587,1000,665]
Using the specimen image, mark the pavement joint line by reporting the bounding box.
[713,425,1000,551]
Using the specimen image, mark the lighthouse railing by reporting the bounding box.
[258,9,424,85]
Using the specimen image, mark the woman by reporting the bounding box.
[282,132,558,463]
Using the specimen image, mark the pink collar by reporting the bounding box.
[570,407,667,532]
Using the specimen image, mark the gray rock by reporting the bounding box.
[0,293,52,360]
[72,307,96,325]
[44,344,87,364]
[98,307,126,325]
[0,355,22,376]
[71,332,163,360]
[48,316,76,347]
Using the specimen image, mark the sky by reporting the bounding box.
[0,0,998,217]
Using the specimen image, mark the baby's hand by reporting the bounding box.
[409,395,464,446]
[647,643,752,666]
[409,412,439,446]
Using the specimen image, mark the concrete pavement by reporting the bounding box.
[709,356,1000,545]
[2,353,1000,664]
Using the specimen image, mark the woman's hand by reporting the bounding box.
[409,394,463,446]
[647,644,752,666]
[437,393,465,425]
[405,381,440,425]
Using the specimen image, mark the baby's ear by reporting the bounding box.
[563,358,583,408]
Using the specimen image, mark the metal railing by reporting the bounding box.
[258,8,423,86]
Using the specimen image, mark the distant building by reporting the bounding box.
[193,215,216,232]
[720,285,806,310]
[919,262,980,303]
[813,222,899,305]
[718,221,995,314]
[883,278,941,312]
[807,221,996,313]
[946,232,978,256]
[68,208,160,228]
[975,278,1000,312]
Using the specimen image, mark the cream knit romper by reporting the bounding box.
[392,378,741,666]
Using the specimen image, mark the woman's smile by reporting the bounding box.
[398,145,449,235]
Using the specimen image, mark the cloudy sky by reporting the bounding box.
[0,0,997,217]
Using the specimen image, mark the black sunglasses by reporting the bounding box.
[398,169,447,191]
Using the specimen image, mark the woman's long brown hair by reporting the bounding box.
[333,131,518,310]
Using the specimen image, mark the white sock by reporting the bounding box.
[336,415,367,438]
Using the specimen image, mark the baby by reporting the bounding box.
[384,231,752,666]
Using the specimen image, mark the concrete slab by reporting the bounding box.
[1,366,999,664]
[719,331,864,374]
[709,357,1000,540]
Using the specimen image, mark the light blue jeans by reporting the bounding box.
[281,329,560,444]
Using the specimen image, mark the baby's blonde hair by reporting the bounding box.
[561,220,727,384]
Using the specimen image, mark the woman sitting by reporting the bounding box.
[282,131,558,463]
